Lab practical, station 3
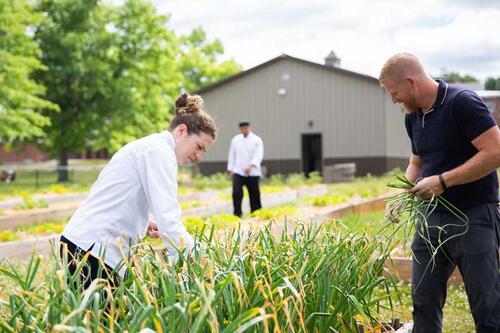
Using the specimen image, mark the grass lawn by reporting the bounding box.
[0,163,104,199]
[390,283,474,333]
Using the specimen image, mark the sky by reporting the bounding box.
[150,0,500,82]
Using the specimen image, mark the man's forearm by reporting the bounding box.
[406,163,422,183]
[443,149,500,188]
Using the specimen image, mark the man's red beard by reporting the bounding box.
[402,96,419,113]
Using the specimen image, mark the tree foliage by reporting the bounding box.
[178,27,242,92]
[437,71,478,83]
[0,0,57,144]
[485,77,500,90]
[33,0,241,181]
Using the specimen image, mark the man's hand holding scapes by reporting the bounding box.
[409,175,444,200]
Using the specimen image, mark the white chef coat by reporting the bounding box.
[227,132,264,177]
[62,131,193,276]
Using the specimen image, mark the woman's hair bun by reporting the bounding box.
[170,92,216,139]
[175,93,189,109]
[175,93,203,115]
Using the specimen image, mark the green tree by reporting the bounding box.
[35,0,241,182]
[178,27,242,92]
[0,0,57,144]
[485,77,500,90]
[92,0,183,152]
[438,71,478,83]
[35,0,116,181]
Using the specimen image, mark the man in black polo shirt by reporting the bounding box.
[379,53,500,333]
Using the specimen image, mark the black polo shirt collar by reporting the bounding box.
[430,79,449,111]
[417,80,449,128]
[418,80,448,115]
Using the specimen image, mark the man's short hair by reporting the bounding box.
[379,53,426,84]
[238,121,250,127]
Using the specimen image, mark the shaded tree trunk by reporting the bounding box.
[57,148,69,182]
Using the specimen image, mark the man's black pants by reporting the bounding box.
[232,174,262,217]
[412,203,500,333]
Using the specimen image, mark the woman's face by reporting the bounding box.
[173,125,214,164]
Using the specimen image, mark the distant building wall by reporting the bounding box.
[0,145,109,164]
[483,96,500,124]
[198,56,412,176]
[0,144,48,164]
[201,58,389,163]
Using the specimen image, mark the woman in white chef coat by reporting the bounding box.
[60,92,216,285]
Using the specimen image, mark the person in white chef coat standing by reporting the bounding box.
[227,121,264,217]
[60,93,216,286]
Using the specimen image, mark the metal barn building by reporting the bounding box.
[196,53,411,176]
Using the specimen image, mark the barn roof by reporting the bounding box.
[196,54,379,95]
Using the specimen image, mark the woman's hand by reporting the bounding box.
[147,217,160,238]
